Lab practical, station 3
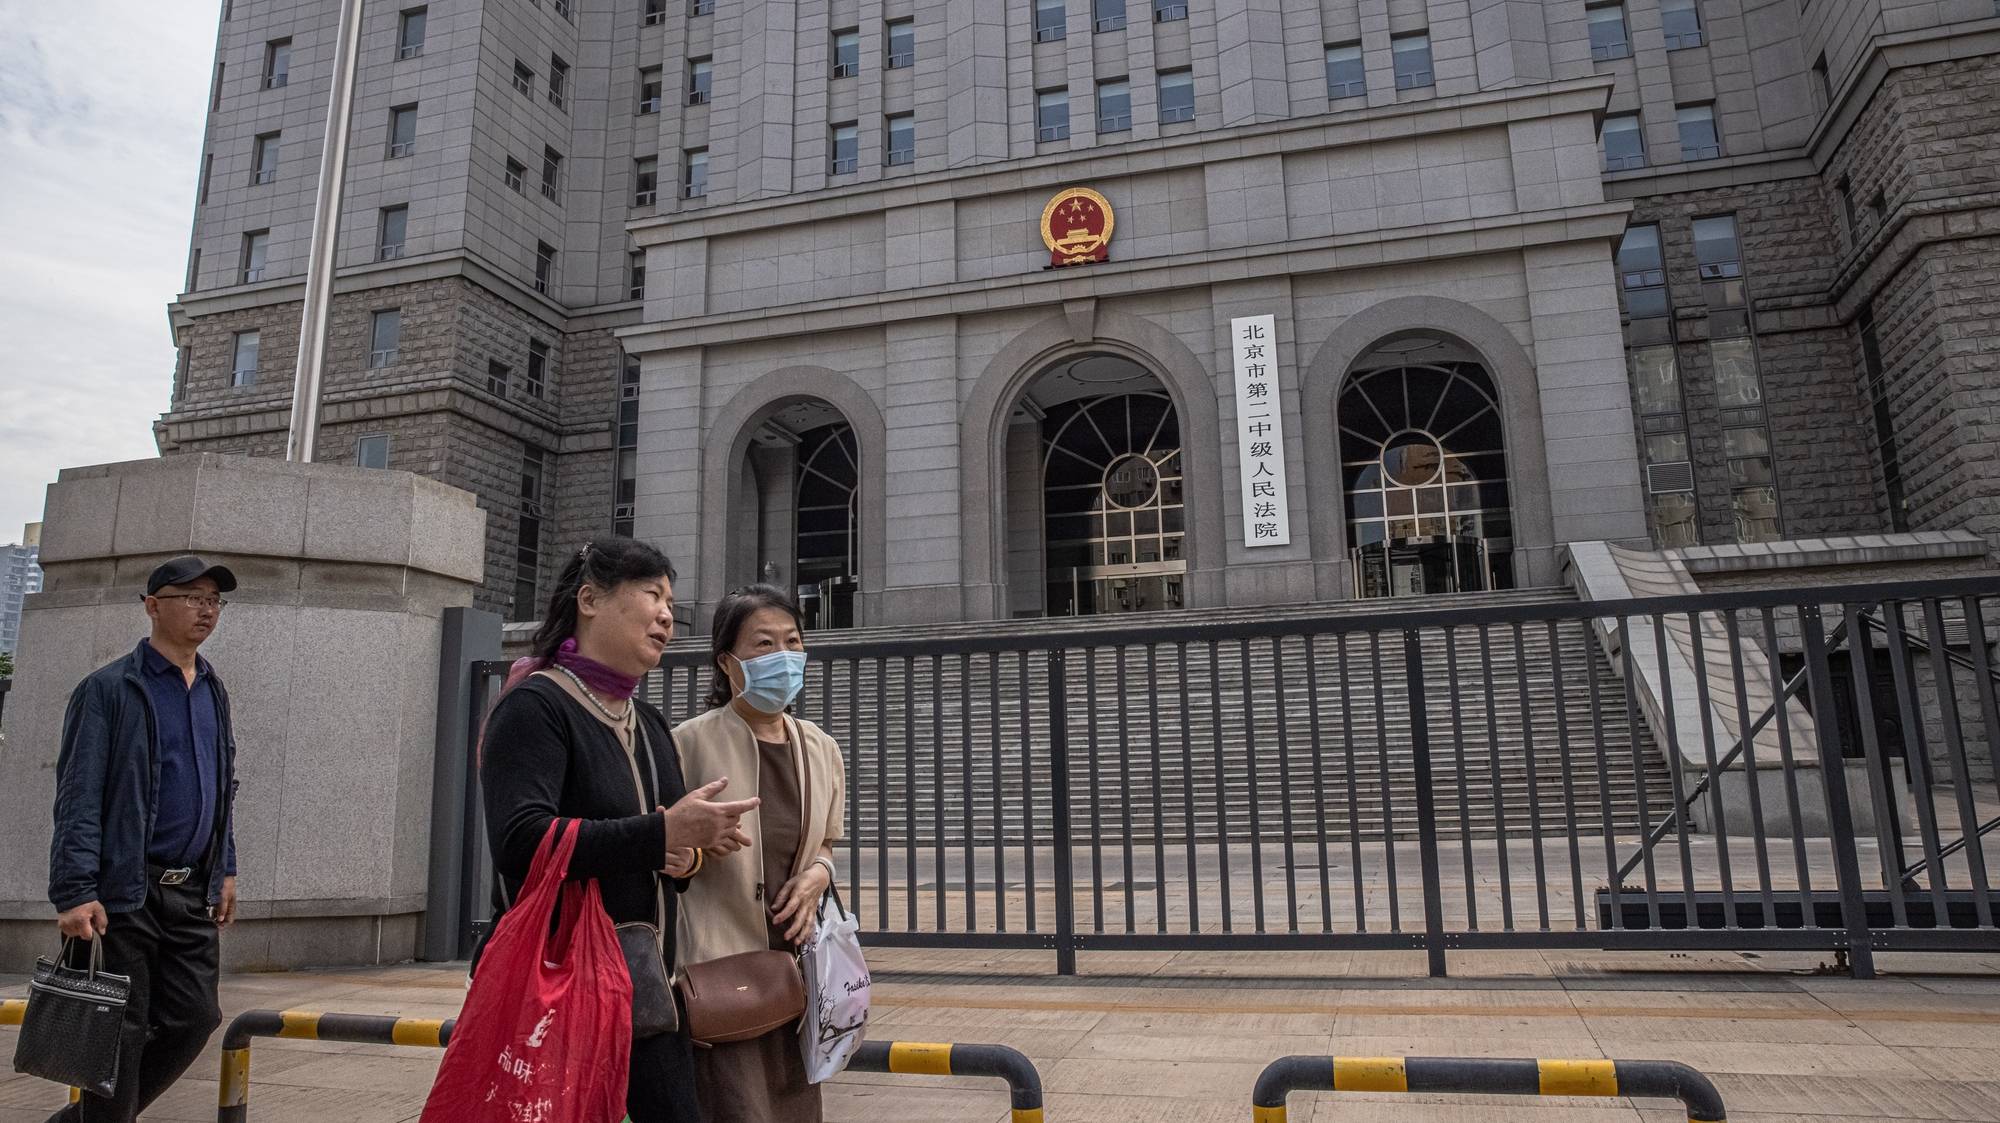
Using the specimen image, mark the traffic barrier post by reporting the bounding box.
[1251,1055,1725,1122]
[217,1009,455,1122]
[848,1039,1045,1123]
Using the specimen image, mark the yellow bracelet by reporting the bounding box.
[689,848,704,876]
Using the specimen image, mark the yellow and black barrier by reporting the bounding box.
[2,997,83,1106]
[849,1039,1045,1123]
[1252,1055,1726,1122]
[217,1009,454,1122]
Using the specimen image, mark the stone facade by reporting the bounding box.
[163,0,2000,629]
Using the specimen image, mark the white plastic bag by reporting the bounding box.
[798,884,870,1083]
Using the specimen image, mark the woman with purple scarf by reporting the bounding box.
[479,536,758,1123]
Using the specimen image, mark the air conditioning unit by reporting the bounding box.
[1646,461,1695,494]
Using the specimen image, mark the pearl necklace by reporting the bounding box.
[554,663,633,726]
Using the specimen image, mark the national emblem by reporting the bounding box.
[1040,187,1114,267]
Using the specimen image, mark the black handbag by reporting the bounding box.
[622,720,677,1038]
[13,938,130,1098]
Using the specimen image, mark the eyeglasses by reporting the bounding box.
[153,594,228,611]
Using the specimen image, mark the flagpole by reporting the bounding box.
[286,0,366,463]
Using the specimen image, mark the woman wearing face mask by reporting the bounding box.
[671,584,844,1123]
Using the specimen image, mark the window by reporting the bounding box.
[1858,310,1908,530]
[1812,53,1831,111]
[553,0,573,21]
[378,204,408,260]
[1392,33,1433,90]
[1587,3,1632,61]
[199,152,213,204]
[241,230,269,284]
[1692,213,1743,297]
[634,156,659,205]
[1651,492,1700,547]
[1677,103,1720,161]
[629,251,646,300]
[886,112,916,165]
[534,241,557,295]
[683,148,708,198]
[1836,178,1856,247]
[1097,79,1132,133]
[252,132,281,184]
[639,67,663,113]
[687,57,711,104]
[1037,88,1070,141]
[1325,42,1364,99]
[231,330,260,387]
[513,60,535,96]
[398,8,426,58]
[487,359,511,397]
[1732,483,1780,542]
[525,339,548,398]
[644,0,667,25]
[514,450,544,623]
[188,248,202,292]
[690,0,713,14]
[541,146,563,200]
[830,122,859,174]
[1158,70,1194,123]
[832,29,860,78]
[548,54,569,110]
[1616,224,1668,320]
[614,355,640,537]
[1661,0,1704,49]
[1034,0,1066,42]
[1156,0,1188,20]
[369,309,401,368]
[1095,0,1127,33]
[355,435,390,470]
[887,19,915,68]
[1709,338,1762,408]
[212,61,225,112]
[388,104,417,158]
[1602,113,1646,171]
[1629,346,1682,417]
[264,39,291,89]
[504,156,526,192]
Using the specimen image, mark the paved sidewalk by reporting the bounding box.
[3,947,1999,1122]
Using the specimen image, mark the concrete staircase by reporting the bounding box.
[651,587,1671,846]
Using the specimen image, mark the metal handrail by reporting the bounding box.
[1857,605,2000,684]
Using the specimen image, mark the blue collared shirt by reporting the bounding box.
[139,640,220,869]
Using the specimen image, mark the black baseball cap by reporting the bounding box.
[145,556,239,597]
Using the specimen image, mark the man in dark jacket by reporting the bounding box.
[47,556,241,1123]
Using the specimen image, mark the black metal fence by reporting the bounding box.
[469,576,2000,977]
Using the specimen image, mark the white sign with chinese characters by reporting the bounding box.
[1230,314,1291,547]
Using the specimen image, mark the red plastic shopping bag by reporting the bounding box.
[421,819,633,1123]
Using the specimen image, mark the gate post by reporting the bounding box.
[1047,647,1079,976]
[422,607,503,962]
[1403,630,1449,978]
[1800,606,1877,979]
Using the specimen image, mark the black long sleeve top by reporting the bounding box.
[480,675,689,948]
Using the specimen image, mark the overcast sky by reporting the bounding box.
[0,3,215,545]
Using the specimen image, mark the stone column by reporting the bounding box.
[0,454,485,969]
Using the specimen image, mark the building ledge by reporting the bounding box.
[1672,530,1990,575]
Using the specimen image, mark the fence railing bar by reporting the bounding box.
[1685,611,1740,927]
[1117,645,1136,935]
[1445,626,1480,931]
[1478,626,1513,931]
[1274,635,1300,933]
[1337,632,1366,933]
[1958,596,2000,829]
[1407,628,1450,977]
[1084,646,1104,935]
[1147,642,1168,935]
[1757,607,1816,927]
[1177,641,1200,933]
[1549,620,1587,931]
[903,656,918,928]
[987,655,1005,934]
[1513,622,1552,931]
[932,653,947,932]
[1722,609,1777,926]
[1844,604,1910,929]
[1370,630,1401,932]
[960,652,976,931]
[1921,600,1995,927]
[1799,605,1878,978]
[1211,640,1233,934]
[1582,619,1623,930]
[1859,605,2000,684]
[1304,636,1334,933]
[1617,616,1663,928]
[1881,603,1953,910]
[1245,638,1269,933]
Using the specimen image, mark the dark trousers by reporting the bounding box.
[627,1026,702,1123]
[56,877,222,1123]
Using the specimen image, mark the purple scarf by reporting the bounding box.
[501,637,641,702]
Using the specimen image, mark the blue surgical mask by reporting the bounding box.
[734,650,806,714]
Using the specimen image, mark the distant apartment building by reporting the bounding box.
[0,524,42,656]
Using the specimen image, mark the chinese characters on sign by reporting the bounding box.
[1040,187,1114,267]
[1231,314,1291,547]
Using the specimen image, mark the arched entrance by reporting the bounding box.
[1339,335,1514,598]
[735,399,861,629]
[1015,354,1185,616]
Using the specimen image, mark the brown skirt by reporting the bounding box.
[694,1022,822,1123]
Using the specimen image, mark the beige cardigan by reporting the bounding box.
[672,704,845,967]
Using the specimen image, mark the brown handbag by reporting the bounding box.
[675,949,804,1045]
